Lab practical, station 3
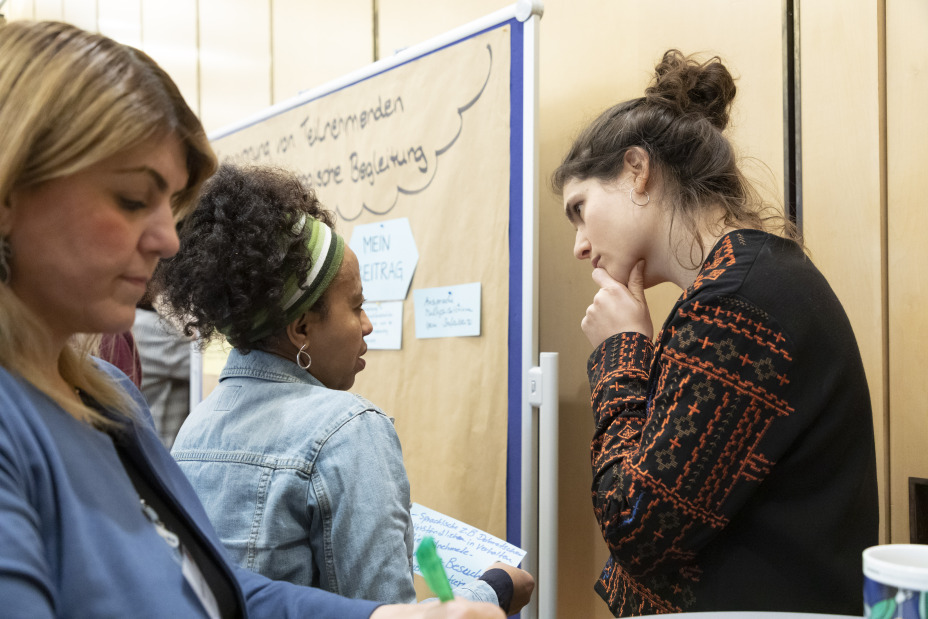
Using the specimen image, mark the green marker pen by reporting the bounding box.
[415,536,454,602]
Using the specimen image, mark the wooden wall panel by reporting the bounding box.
[800,0,888,541]
[539,6,646,614]
[6,0,35,20]
[538,2,784,616]
[98,0,141,48]
[271,0,374,103]
[377,0,509,60]
[62,0,95,31]
[887,0,928,544]
[33,0,62,20]
[141,0,200,118]
[197,0,271,134]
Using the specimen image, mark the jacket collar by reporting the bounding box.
[219,348,324,388]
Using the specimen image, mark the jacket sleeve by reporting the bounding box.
[588,297,795,580]
[312,409,423,603]
[312,409,500,606]
[587,330,654,543]
[236,564,381,619]
[0,410,56,618]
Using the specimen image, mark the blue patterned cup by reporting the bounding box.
[864,545,928,619]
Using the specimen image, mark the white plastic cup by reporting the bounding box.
[863,544,928,618]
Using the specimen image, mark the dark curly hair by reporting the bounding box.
[553,49,797,266]
[153,163,336,352]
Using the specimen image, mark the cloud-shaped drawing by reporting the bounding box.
[330,43,496,222]
[211,32,504,223]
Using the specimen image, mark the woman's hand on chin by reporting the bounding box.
[582,260,653,347]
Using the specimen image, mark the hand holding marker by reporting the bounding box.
[415,536,454,602]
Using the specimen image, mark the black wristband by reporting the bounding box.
[479,567,514,614]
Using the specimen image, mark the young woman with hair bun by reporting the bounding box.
[554,49,877,617]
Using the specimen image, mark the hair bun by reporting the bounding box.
[644,49,736,130]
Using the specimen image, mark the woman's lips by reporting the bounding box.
[121,275,149,292]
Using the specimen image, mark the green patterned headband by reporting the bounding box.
[236,215,345,344]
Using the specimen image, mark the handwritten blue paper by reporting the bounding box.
[412,282,481,339]
[411,503,526,588]
[363,301,403,350]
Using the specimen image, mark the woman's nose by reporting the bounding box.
[142,201,181,258]
[361,309,374,336]
[573,229,591,261]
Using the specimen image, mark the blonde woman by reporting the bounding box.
[0,19,500,619]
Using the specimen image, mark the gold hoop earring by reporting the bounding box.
[296,343,312,370]
[629,188,650,206]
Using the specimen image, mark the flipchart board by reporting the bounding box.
[195,1,543,608]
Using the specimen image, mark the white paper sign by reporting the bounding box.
[411,503,526,588]
[349,218,419,302]
[363,301,403,350]
[413,282,481,339]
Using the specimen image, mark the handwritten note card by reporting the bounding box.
[349,218,419,302]
[363,301,403,350]
[413,282,481,339]
[411,503,526,588]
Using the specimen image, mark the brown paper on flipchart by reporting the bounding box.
[208,25,512,544]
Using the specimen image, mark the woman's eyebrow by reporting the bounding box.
[564,195,580,223]
[114,166,169,192]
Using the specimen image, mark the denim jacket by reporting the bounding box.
[171,349,496,605]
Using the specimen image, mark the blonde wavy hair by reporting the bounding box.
[0,20,217,426]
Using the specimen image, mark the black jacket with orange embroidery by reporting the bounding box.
[587,229,878,616]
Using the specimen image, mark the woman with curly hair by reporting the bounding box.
[553,50,878,616]
[155,162,533,615]
[0,18,503,619]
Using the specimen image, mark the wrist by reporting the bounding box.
[479,568,513,613]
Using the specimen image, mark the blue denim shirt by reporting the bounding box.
[171,349,496,605]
